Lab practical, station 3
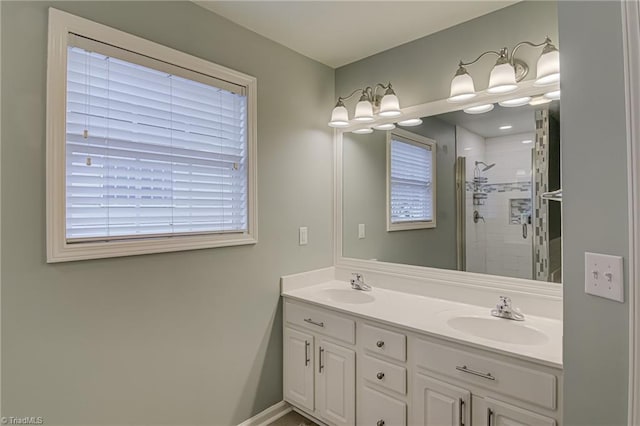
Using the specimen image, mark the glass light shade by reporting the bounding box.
[463,104,494,114]
[529,96,552,106]
[353,100,374,122]
[397,118,423,127]
[448,72,476,102]
[487,63,518,94]
[544,90,560,100]
[378,94,401,117]
[373,123,396,130]
[535,49,560,86]
[498,96,532,107]
[352,128,373,134]
[328,105,349,128]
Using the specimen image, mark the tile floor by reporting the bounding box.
[268,411,318,426]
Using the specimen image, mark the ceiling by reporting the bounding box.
[438,102,559,139]
[195,1,520,68]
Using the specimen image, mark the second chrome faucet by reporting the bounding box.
[350,273,372,291]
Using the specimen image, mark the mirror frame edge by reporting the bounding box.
[334,80,563,298]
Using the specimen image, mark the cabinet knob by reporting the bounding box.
[376,340,385,348]
[377,420,385,426]
[376,372,385,380]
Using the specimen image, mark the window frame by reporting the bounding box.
[46,8,258,262]
[386,129,437,232]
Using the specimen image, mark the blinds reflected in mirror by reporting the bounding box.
[65,43,248,242]
[389,136,434,224]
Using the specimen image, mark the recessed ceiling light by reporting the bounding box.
[373,123,396,131]
[522,139,533,144]
[499,125,513,130]
[464,104,494,114]
[397,118,423,127]
[352,128,373,134]
[499,97,532,107]
[544,90,561,100]
[529,96,552,106]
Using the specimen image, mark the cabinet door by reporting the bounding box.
[283,327,314,412]
[483,397,555,426]
[316,338,355,426]
[412,373,471,426]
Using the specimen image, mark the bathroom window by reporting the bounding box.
[387,130,436,231]
[46,9,257,262]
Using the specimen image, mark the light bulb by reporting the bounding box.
[464,104,494,114]
[328,103,349,128]
[499,97,532,107]
[373,123,396,130]
[353,100,374,122]
[544,90,560,100]
[397,118,423,127]
[535,44,560,86]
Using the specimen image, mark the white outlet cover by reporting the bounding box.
[299,227,308,246]
[358,223,366,239]
[584,252,624,303]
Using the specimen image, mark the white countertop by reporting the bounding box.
[282,280,562,369]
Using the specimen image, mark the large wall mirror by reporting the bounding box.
[341,98,561,283]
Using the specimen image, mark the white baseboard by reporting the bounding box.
[237,401,292,426]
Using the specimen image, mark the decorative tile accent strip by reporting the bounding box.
[510,198,532,224]
[465,181,532,193]
[534,108,550,281]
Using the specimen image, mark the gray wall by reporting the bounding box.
[336,1,631,424]
[342,117,457,269]
[558,2,629,424]
[1,2,334,425]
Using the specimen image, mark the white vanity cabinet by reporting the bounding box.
[283,300,356,426]
[411,338,559,426]
[283,298,562,426]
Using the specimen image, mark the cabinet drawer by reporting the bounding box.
[285,301,355,344]
[360,386,406,426]
[413,339,556,410]
[361,354,407,395]
[361,323,406,362]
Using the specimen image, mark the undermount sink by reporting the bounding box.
[317,288,375,304]
[446,316,549,346]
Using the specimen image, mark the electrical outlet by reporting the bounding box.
[299,227,308,246]
[358,224,366,239]
[585,252,624,302]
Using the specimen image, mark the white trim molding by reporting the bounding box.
[236,401,292,426]
[46,8,258,262]
[623,1,640,424]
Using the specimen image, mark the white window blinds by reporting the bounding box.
[65,37,248,242]
[389,136,433,224]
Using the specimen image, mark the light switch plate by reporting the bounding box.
[299,227,308,246]
[585,252,624,302]
[358,224,366,239]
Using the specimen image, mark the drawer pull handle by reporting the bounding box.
[459,398,465,426]
[376,372,385,380]
[376,340,385,348]
[487,408,494,426]
[455,365,495,381]
[377,421,385,426]
[319,347,324,373]
[304,318,325,328]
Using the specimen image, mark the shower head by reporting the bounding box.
[475,161,496,172]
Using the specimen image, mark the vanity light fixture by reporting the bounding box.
[448,36,560,101]
[499,96,532,107]
[328,82,401,128]
[463,103,494,114]
[352,128,374,134]
[397,118,423,127]
[499,125,513,130]
[373,123,396,131]
[544,90,561,100]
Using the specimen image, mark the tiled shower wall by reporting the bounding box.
[460,128,535,280]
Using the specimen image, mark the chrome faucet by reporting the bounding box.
[491,296,525,321]
[350,273,372,291]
